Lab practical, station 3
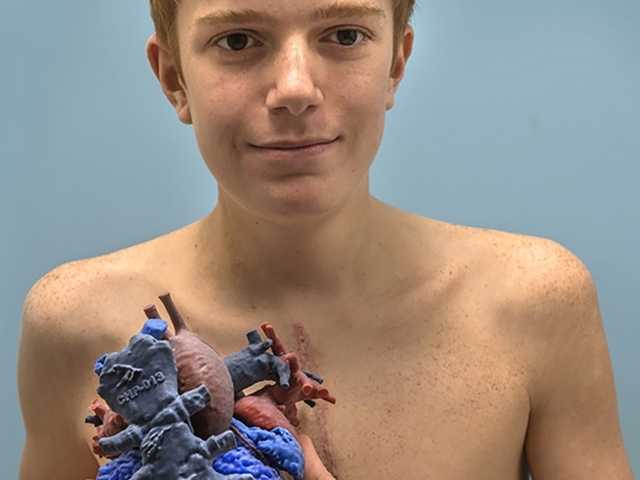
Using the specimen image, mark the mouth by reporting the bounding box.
[251,137,339,150]
[249,137,340,159]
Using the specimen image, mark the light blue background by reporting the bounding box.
[2,1,638,478]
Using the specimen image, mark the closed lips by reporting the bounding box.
[254,137,338,149]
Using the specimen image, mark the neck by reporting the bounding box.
[192,192,397,307]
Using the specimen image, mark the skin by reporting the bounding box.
[18,0,634,479]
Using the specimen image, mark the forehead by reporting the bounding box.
[178,0,389,29]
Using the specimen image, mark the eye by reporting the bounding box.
[212,27,372,54]
[213,32,260,52]
[326,28,372,47]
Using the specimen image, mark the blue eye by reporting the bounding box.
[212,28,371,54]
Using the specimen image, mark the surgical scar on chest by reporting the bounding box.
[293,322,338,475]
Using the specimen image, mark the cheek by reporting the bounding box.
[190,82,238,137]
[189,89,246,178]
[338,77,388,167]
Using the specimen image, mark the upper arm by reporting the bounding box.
[520,240,634,479]
[18,263,100,480]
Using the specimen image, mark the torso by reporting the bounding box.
[74,210,535,479]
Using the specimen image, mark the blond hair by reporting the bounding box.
[149,0,416,80]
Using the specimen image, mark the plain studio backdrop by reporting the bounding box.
[1,1,638,478]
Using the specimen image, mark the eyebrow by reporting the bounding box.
[195,1,387,28]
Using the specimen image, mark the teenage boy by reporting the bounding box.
[18,1,634,479]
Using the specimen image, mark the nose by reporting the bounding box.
[265,36,323,117]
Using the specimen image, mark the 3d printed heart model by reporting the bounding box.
[85,292,336,480]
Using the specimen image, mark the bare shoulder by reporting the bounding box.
[18,224,193,398]
[488,227,593,296]
[17,239,169,478]
[394,213,592,327]
[443,220,596,326]
[474,225,597,331]
[22,256,124,342]
[442,222,598,398]
[413,216,596,353]
[429,218,593,301]
[19,231,174,357]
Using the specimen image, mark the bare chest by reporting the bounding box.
[280,307,533,480]
[91,269,533,479]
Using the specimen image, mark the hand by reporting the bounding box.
[298,434,337,480]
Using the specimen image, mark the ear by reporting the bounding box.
[146,33,192,125]
[386,24,415,111]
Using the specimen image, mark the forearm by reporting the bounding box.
[298,434,336,480]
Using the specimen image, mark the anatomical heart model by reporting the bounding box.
[85,292,336,480]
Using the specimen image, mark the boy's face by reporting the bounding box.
[152,0,413,221]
